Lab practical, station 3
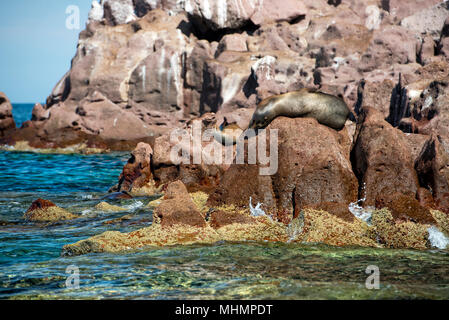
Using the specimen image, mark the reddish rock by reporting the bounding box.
[24,199,78,222]
[0,92,15,136]
[357,79,395,118]
[359,25,417,73]
[7,0,449,154]
[408,78,449,140]
[400,1,449,40]
[208,117,358,216]
[387,0,442,21]
[150,117,231,193]
[415,134,449,213]
[209,210,255,229]
[375,193,436,225]
[352,108,420,206]
[215,34,248,57]
[404,133,430,163]
[416,187,436,209]
[115,142,153,192]
[153,181,206,228]
[163,180,189,200]
[31,103,50,122]
[26,199,56,213]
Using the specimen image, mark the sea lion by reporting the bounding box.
[214,88,352,144]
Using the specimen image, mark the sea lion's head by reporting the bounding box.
[248,110,273,129]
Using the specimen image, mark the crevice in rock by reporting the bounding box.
[381,0,390,12]
[386,74,410,129]
[288,15,306,25]
[327,0,342,7]
[178,17,259,43]
[415,138,437,195]
[242,72,258,99]
[354,79,365,116]
[292,186,297,219]
[350,129,366,202]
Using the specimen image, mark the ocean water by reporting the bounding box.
[1,107,449,300]
[11,103,35,128]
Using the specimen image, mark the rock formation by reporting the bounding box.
[2,0,449,152]
[0,92,15,137]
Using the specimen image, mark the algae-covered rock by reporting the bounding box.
[210,210,256,229]
[24,199,78,222]
[371,209,430,249]
[62,224,221,256]
[291,209,378,248]
[375,193,437,224]
[430,209,449,236]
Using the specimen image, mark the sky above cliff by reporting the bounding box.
[0,1,92,103]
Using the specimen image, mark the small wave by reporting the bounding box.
[348,201,373,224]
[428,226,449,249]
[249,197,269,218]
[123,201,144,211]
[81,209,93,216]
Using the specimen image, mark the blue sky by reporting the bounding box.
[0,1,92,103]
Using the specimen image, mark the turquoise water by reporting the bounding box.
[0,107,449,300]
[11,103,34,128]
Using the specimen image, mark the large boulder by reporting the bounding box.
[400,1,449,40]
[153,181,206,227]
[352,108,420,206]
[151,116,231,193]
[114,142,154,194]
[24,199,78,222]
[415,134,449,213]
[208,117,358,218]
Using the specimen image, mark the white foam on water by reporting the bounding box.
[81,209,93,216]
[428,226,449,249]
[348,200,373,224]
[123,200,144,211]
[287,219,303,243]
[249,197,269,218]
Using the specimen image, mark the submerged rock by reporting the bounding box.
[24,199,78,222]
[94,202,127,212]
